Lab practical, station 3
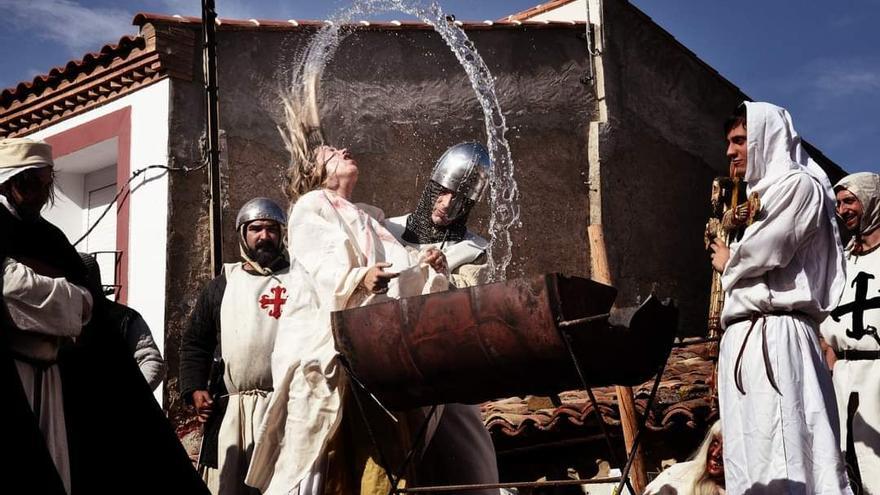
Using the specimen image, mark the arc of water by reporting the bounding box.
[284,0,520,280]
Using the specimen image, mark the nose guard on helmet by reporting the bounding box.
[431,142,491,221]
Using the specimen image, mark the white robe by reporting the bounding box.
[247,190,444,495]
[820,248,880,495]
[2,257,92,495]
[718,102,851,494]
[216,262,311,495]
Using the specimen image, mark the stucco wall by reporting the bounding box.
[161,23,596,422]
[596,0,749,336]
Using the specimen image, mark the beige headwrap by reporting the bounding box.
[0,138,54,185]
[835,172,880,237]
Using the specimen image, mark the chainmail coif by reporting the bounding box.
[403,180,475,244]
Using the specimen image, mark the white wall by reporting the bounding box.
[528,0,587,22]
[48,172,85,239]
[32,80,171,404]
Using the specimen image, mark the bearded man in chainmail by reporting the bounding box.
[384,141,499,493]
[180,197,321,495]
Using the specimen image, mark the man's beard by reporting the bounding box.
[250,243,281,267]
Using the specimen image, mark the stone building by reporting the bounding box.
[0,0,845,482]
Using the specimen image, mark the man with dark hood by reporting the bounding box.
[383,142,499,493]
[820,172,880,494]
[0,137,208,494]
[708,103,851,493]
[181,197,320,495]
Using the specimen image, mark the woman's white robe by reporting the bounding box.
[247,190,444,494]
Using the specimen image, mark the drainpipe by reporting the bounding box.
[585,0,648,492]
[202,0,223,277]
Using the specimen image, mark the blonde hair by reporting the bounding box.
[278,61,329,204]
[680,420,723,495]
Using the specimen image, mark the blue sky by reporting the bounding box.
[1,0,878,172]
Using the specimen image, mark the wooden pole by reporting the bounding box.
[587,224,648,493]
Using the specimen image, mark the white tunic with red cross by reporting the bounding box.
[217,261,301,495]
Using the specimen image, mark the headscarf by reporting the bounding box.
[0,138,53,185]
[743,101,846,306]
[834,172,880,238]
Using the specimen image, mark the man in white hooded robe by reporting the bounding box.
[820,172,880,495]
[708,102,852,494]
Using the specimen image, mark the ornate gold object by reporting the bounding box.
[705,177,761,341]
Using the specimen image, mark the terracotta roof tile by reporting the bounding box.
[1,35,145,110]
[482,342,718,439]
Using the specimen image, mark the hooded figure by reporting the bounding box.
[180,197,321,495]
[713,102,852,494]
[0,138,208,494]
[819,172,880,495]
[834,172,880,254]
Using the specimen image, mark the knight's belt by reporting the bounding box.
[835,349,880,361]
[727,310,810,327]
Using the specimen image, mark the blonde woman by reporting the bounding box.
[247,121,447,494]
[644,421,725,495]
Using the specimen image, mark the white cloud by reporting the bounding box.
[0,0,134,55]
[815,68,880,97]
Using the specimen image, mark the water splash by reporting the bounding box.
[284,0,520,280]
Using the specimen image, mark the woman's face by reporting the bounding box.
[317,145,358,186]
[706,436,724,480]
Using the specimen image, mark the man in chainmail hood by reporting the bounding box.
[384,141,499,493]
[387,141,492,287]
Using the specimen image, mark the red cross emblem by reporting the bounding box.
[259,286,288,319]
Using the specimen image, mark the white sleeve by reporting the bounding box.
[721,173,824,290]
[2,257,92,337]
[289,194,370,311]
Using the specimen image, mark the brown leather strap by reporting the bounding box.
[732,312,784,396]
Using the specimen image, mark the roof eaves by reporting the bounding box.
[0,35,168,138]
[132,11,585,31]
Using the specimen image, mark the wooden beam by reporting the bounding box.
[587,223,648,493]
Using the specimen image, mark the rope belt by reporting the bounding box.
[835,349,880,361]
[728,311,808,396]
[222,388,272,398]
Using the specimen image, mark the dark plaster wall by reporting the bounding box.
[161,24,595,420]
[598,0,749,337]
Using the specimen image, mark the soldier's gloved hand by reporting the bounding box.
[191,390,214,423]
[421,248,448,275]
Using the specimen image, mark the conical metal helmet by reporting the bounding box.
[431,142,491,204]
[235,197,287,232]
